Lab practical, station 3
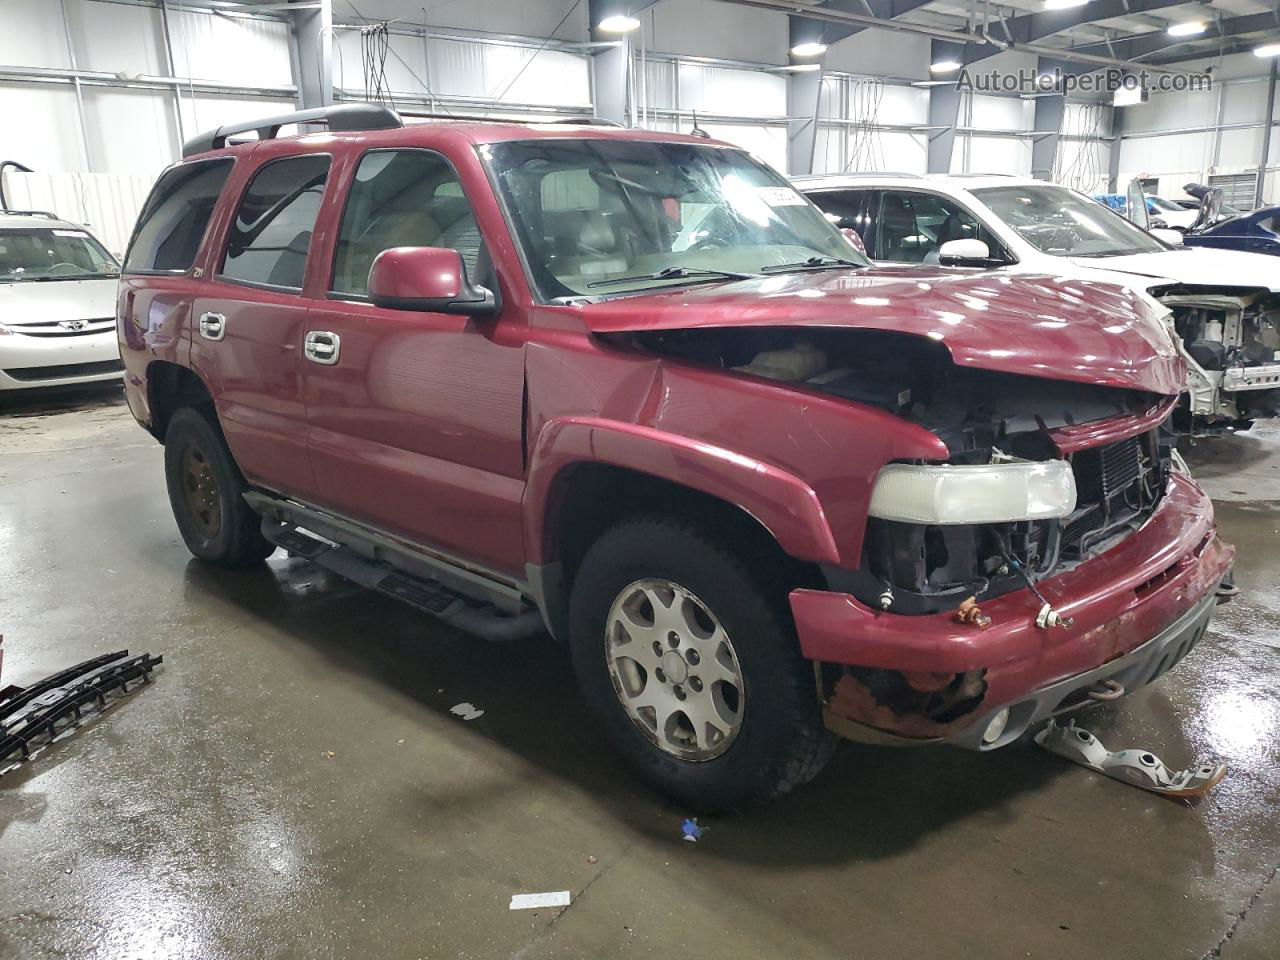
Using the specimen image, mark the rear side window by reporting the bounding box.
[124,158,233,273]
[222,154,330,290]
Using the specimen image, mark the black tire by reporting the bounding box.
[569,516,834,811]
[163,407,274,567]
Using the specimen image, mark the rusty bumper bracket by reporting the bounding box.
[1034,718,1226,799]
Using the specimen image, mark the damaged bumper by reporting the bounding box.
[791,473,1233,748]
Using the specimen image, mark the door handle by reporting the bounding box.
[304,330,341,365]
[198,311,226,341]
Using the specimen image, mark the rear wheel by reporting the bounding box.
[164,408,274,567]
[569,517,834,810]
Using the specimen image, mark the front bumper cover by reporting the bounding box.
[791,472,1234,748]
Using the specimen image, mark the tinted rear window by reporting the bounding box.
[125,158,233,273]
[221,154,330,290]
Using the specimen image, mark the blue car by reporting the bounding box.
[1182,206,1280,257]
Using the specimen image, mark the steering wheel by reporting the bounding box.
[46,262,83,275]
[687,234,730,251]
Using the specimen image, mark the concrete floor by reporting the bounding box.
[1,387,1278,960]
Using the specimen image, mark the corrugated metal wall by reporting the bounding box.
[1,171,154,256]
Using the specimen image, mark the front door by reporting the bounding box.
[189,151,332,500]
[301,147,526,575]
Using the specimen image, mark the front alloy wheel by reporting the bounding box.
[605,579,745,761]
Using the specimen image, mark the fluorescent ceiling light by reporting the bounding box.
[1167,21,1206,36]
[790,41,828,57]
[597,14,640,32]
[1255,43,1280,57]
[1043,0,1088,9]
[930,59,962,73]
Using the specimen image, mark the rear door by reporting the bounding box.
[189,147,332,499]
[300,147,527,575]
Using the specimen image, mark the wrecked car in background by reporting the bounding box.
[119,106,1234,809]
[797,173,1280,432]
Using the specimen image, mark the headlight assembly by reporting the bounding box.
[868,460,1077,525]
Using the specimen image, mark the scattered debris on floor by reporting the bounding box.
[1035,719,1226,799]
[509,891,571,910]
[0,643,163,773]
[449,702,484,721]
[681,818,703,842]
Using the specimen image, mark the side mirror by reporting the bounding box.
[368,246,497,316]
[840,226,866,256]
[1151,227,1184,246]
[938,238,999,267]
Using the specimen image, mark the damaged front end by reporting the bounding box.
[1158,287,1280,431]
[623,324,1185,744]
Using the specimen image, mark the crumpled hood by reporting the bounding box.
[0,278,118,325]
[1070,247,1280,294]
[576,266,1185,396]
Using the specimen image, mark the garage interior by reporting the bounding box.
[3,1,1280,958]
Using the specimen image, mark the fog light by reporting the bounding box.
[982,708,1011,745]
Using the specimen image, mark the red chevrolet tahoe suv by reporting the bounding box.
[118,104,1234,809]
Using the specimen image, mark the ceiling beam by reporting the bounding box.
[959,0,1191,66]
[1064,9,1280,64]
[790,0,936,50]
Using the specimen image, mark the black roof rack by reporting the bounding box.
[397,110,623,127]
[181,103,403,158]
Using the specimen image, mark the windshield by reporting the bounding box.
[973,184,1165,258]
[482,138,865,298]
[0,227,119,282]
[1148,196,1182,212]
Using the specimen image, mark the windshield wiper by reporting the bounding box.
[760,255,863,274]
[585,266,758,289]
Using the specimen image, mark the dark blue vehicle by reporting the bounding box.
[1182,206,1280,257]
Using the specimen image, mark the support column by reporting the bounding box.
[927,40,962,173]
[1258,59,1277,208]
[787,66,824,176]
[1031,96,1065,181]
[292,0,333,110]
[589,0,633,125]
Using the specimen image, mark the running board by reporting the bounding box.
[260,519,545,643]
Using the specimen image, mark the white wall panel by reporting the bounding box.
[333,0,588,42]
[0,83,84,172]
[1218,126,1263,167]
[867,130,927,174]
[823,31,930,81]
[169,9,292,88]
[678,64,785,118]
[1221,81,1268,126]
[969,95,1032,132]
[813,125,845,174]
[0,0,72,70]
[954,135,1032,175]
[880,85,927,125]
[1,170,153,256]
[702,123,788,174]
[648,0,787,65]
[82,87,177,178]
[1063,101,1113,138]
[426,38,590,107]
[644,60,677,113]
[1118,131,1212,176]
[1120,88,1216,134]
[67,0,166,76]
[335,28,427,95]
[1056,139,1111,195]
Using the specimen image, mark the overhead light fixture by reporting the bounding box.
[775,63,821,72]
[1254,43,1280,57]
[790,41,828,57]
[1043,0,1088,9]
[597,14,640,33]
[1167,21,1207,36]
[930,59,962,73]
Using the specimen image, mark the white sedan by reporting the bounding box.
[0,212,122,393]
[794,173,1280,432]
